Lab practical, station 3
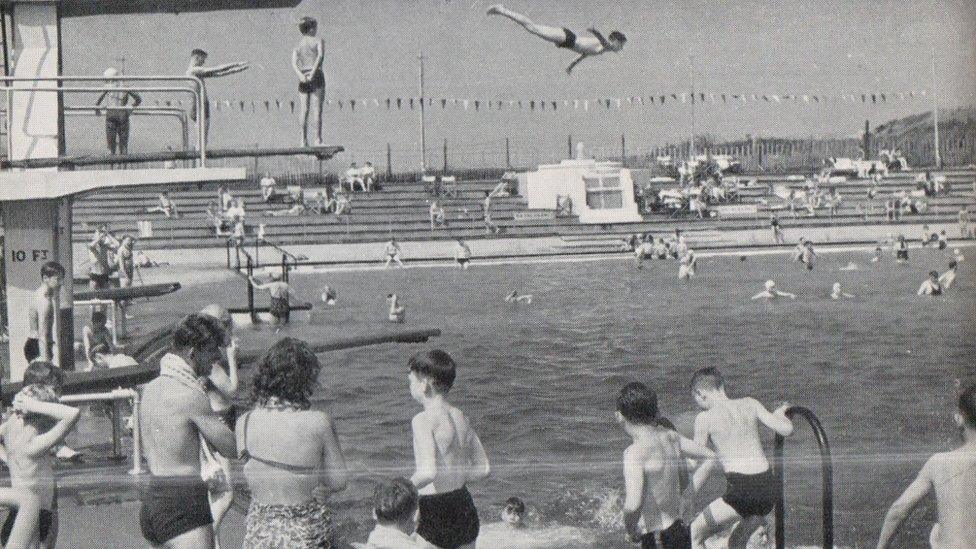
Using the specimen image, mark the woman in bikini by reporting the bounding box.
[237,338,348,548]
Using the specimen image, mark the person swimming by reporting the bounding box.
[839,261,859,271]
[953,248,965,262]
[321,286,337,306]
[939,261,958,291]
[388,294,406,323]
[500,497,526,529]
[678,249,697,280]
[918,271,944,296]
[831,283,854,300]
[505,291,533,304]
[751,280,796,300]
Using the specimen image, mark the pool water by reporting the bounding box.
[239,246,973,548]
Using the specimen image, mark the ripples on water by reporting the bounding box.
[244,249,972,548]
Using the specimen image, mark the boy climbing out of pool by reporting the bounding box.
[454,238,472,270]
[0,367,82,549]
[617,382,715,549]
[407,349,491,549]
[688,367,794,549]
[917,271,944,296]
[249,272,291,325]
[388,294,406,323]
[385,238,405,269]
[292,17,326,147]
[877,381,976,549]
[487,5,626,75]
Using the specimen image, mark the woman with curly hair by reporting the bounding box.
[237,338,348,548]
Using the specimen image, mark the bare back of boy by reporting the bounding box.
[628,428,685,530]
[414,404,481,495]
[926,449,976,548]
[697,398,770,475]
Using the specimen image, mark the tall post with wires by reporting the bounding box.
[419,53,428,174]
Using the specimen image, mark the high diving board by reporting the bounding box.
[0,146,344,170]
[18,1,303,18]
[0,167,245,200]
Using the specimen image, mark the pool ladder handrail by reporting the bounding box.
[773,405,834,549]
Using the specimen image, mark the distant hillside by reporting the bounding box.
[873,106,976,166]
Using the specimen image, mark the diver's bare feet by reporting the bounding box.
[487,4,504,16]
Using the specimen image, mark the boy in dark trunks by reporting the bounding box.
[487,5,626,74]
[617,382,715,549]
[408,350,490,549]
[292,17,326,146]
[688,368,794,549]
[26,262,64,364]
[249,272,291,325]
[139,314,236,549]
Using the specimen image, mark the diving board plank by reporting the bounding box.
[0,146,344,170]
[0,168,244,201]
[57,1,302,17]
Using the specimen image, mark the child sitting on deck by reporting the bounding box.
[0,366,82,549]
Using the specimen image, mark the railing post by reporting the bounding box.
[247,256,257,324]
[129,390,143,475]
[774,406,834,549]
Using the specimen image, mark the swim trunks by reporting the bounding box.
[24,338,40,362]
[640,519,691,549]
[0,508,53,545]
[298,69,325,94]
[417,486,480,549]
[89,271,111,289]
[244,499,335,549]
[896,249,909,260]
[269,296,290,323]
[557,28,577,49]
[456,257,470,266]
[139,476,213,545]
[723,469,776,518]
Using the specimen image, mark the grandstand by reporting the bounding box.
[71,167,975,258]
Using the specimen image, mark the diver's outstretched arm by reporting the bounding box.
[566,54,588,75]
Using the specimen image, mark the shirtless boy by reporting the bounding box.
[139,314,236,549]
[186,49,249,143]
[249,272,291,325]
[877,382,976,549]
[688,367,794,549]
[385,238,405,269]
[292,17,326,146]
[26,262,64,363]
[487,5,626,74]
[616,382,714,549]
[408,350,490,549]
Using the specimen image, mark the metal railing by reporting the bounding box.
[62,105,190,153]
[0,75,206,164]
[773,406,834,549]
[60,388,142,475]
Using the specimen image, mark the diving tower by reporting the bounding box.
[0,0,343,381]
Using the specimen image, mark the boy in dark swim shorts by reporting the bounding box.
[487,4,626,74]
[249,272,291,325]
[408,350,491,549]
[292,17,326,146]
[688,367,794,549]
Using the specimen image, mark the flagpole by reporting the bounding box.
[930,51,941,169]
[419,53,428,174]
[689,54,696,161]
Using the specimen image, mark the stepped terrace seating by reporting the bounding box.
[71,170,976,250]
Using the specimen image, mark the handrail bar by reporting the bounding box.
[60,106,190,154]
[0,74,206,164]
[773,405,834,549]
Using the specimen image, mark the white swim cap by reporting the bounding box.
[765,280,775,289]
[832,282,841,291]
[103,67,119,78]
[955,249,961,254]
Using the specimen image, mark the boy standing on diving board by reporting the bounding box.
[292,16,326,147]
[487,4,626,74]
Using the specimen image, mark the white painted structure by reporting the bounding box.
[524,159,642,224]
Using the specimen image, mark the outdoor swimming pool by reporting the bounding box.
[229,245,971,548]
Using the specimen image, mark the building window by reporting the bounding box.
[584,175,623,209]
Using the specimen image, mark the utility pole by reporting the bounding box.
[419,53,427,174]
[689,54,696,160]
[931,51,941,169]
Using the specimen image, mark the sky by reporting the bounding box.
[58,0,976,168]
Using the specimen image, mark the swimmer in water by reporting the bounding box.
[831,282,854,300]
[792,237,807,263]
[387,294,406,323]
[751,280,796,300]
[894,235,909,262]
[504,291,533,304]
[800,241,817,271]
[917,271,944,296]
[939,261,958,291]
[454,238,472,270]
[320,286,337,306]
[634,238,651,270]
[486,5,627,75]
[384,238,405,269]
[877,382,976,549]
[500,497,525,529]
[953,248,965,262]
[872,245,884,263]
[839,261,859,271]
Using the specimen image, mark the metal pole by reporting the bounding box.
[568,134,573,159]
[689,54,696,160]
[621,134,626,167]
[505,137,511,168]
[0,6,9,78]
[247,257,255,322]
[774,406,834,549]
[386,142,393,176]
[443,138,448,172]
[129,391,142,475]
[419,53,427,174]
[931,52,941,169]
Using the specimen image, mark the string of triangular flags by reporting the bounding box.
[152,91,928,114]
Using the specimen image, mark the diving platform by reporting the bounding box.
[0,145,344,170]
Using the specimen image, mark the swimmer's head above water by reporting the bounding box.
[616,381,658,426]
[765,280,776,290]
[373,477,419,530]
[958,383,976,432]
[501,497,526,528]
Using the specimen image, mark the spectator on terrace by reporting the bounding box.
[264,203,306,217]
[226,198,246,223]
[207,201,231,236]
[429,201,447,229]
[260,174,280,202]
[959,207,971,239]
[827,188,842,218]
[309,191,332,215]
[218,185,234,211]
[556,194,574,217]
[146,192,177,218]
[232,218,246,246]
[360,161,377,192]
[343,162,365,192]
[334,190,352,217]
